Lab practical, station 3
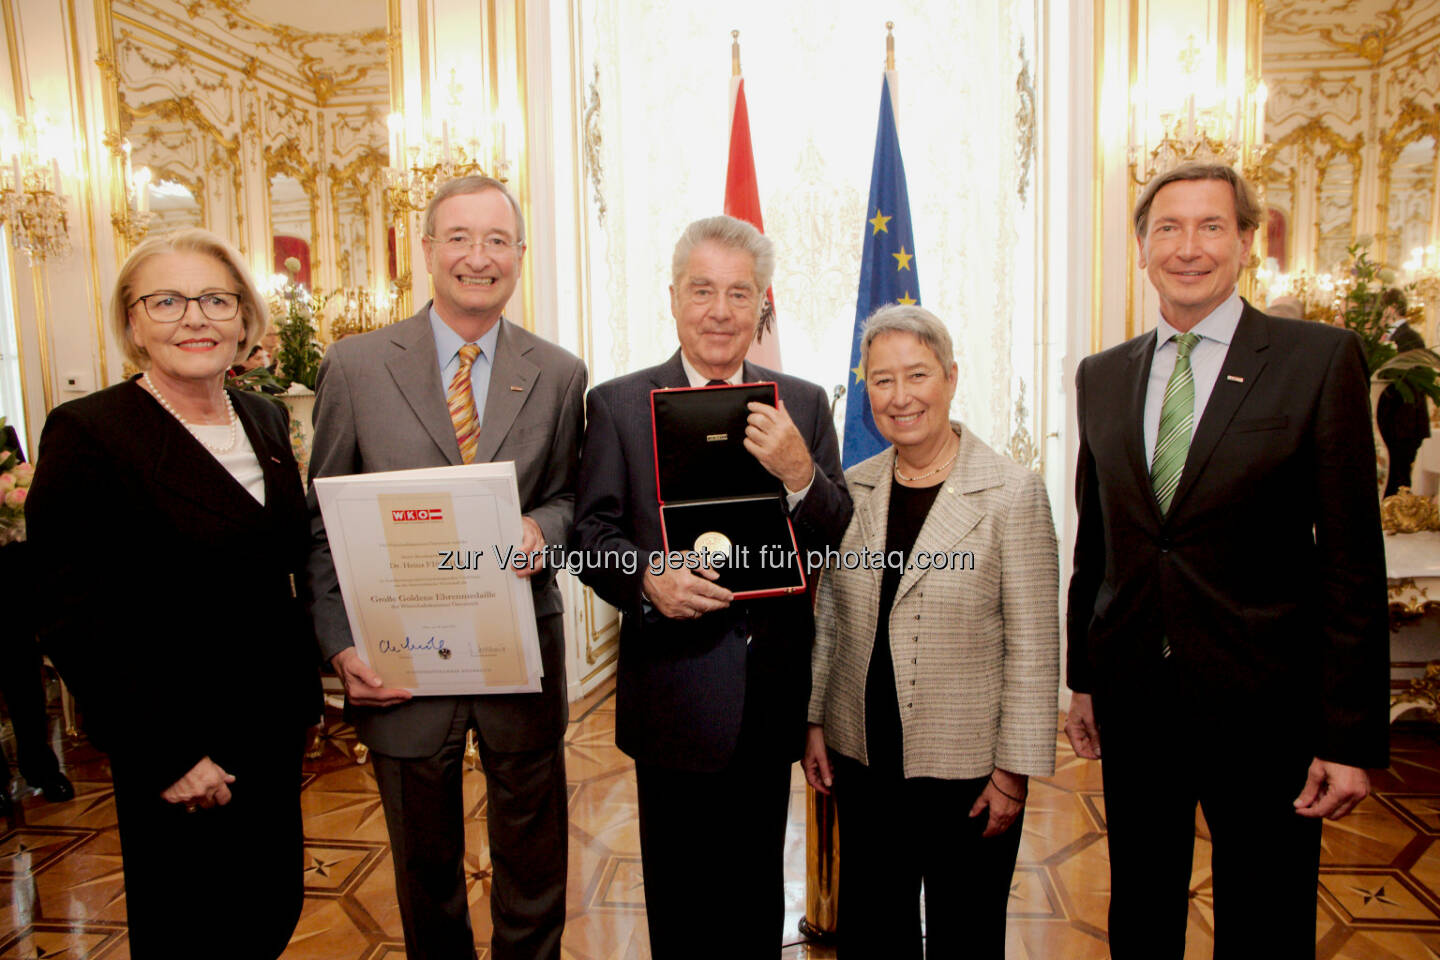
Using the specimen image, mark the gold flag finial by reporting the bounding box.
[885,21,895,71]
[731,30,741,77]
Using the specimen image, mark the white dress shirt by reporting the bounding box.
[1142,290,1243,468]
[430,308,501,427]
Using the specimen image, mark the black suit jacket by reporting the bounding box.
[26,379,321,792]
[1066,302,1390,768]
[570,352,852,771]
[1377,321,1432,444]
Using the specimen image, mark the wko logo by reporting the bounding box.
[390,508,445,522]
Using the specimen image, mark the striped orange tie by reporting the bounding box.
[447,343,482,463]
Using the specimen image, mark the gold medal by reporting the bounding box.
[693,531,732,556]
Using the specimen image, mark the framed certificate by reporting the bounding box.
[314,463,544,695]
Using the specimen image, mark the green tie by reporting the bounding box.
[1151,332,1201,515]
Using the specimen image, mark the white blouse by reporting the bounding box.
[189,423,266,505]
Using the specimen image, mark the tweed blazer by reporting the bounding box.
[808,422,1059,780]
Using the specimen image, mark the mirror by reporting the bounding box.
[1261,7,1440,277]
[334,185,368,288]
[1315,152,1356,271]
[269,172,313,287]
[1383,134,1438,267]
[144,177,203,238]
[105,1,392,301]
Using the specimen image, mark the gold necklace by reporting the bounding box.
[894,435,959,483]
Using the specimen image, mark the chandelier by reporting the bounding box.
[385,70,509,215]
[0,111,71,264]
[328,285,400,340]
[1127,36,1267,185]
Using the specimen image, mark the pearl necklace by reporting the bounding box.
[894,435,959,484]
[142,373,238,454]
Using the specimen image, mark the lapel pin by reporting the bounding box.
[269,456,283,464]
[1226,374,1244,383]
[510,385,524,392]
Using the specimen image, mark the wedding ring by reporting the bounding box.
[693,531,732,556]
[184,803,198,814]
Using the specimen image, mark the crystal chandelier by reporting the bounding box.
[385,70,509,214]
[328,284,400,339]
[0,112,71,264]
[1127,36,1268,185]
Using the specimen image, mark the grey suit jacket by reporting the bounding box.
[306,306,587,757]
[808,423,1059,780]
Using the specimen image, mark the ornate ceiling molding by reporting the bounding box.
[116,0,387,107]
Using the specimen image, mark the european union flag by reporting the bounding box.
[843,73,920,468]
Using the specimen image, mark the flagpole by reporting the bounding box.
[885,21,899,124]
[729,30,742,122]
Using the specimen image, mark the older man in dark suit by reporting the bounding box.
[308,176,586,960]
[1065,162,1389,958]
[570,215,851,957]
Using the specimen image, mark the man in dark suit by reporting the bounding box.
[307,176,586,960]
[0,425,73,815]
[570,215,851,957]
[1065,162,1389,958]
[1377,302,1432,496]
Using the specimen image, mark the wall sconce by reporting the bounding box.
[0,111,71,265]
[111,139,154,245]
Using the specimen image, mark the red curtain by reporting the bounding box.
[273,236,312,288]
[1267,209,1287,271]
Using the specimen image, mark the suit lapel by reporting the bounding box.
[233,393,286,508]
[651,351,690,390]
[1168,304,1269,516]
[1123,332,1164,526]
[893,428,989,605]
[144,391,263,524]
[473,319,539,464]
[384,311,462,465]
[849,453,891,598]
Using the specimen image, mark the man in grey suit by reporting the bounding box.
[307,176,586,960]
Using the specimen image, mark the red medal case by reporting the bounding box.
[649,382,806,599]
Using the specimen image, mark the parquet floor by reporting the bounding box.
[0,680,1438,958]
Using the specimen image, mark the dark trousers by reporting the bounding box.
[371,699,568,960]
[830,754,1022,959]
[1097,671,1322,959]
[634,750,793,959]
[112,741,305,959]
[0,630,61,788]
[1384,436,1423,496]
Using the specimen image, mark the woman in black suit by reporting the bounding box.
[25,229,320,958]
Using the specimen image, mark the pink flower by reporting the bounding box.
[12,462,33,483]
[0,474,16,492]
[5,488,27,507]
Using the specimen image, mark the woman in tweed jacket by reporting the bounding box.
[802,304,1059,959]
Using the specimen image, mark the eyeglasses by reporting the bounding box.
[685,286,757,309]
[426,235,525,258]
[130,292,242,323]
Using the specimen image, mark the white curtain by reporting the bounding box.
[583,0,1039,450]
